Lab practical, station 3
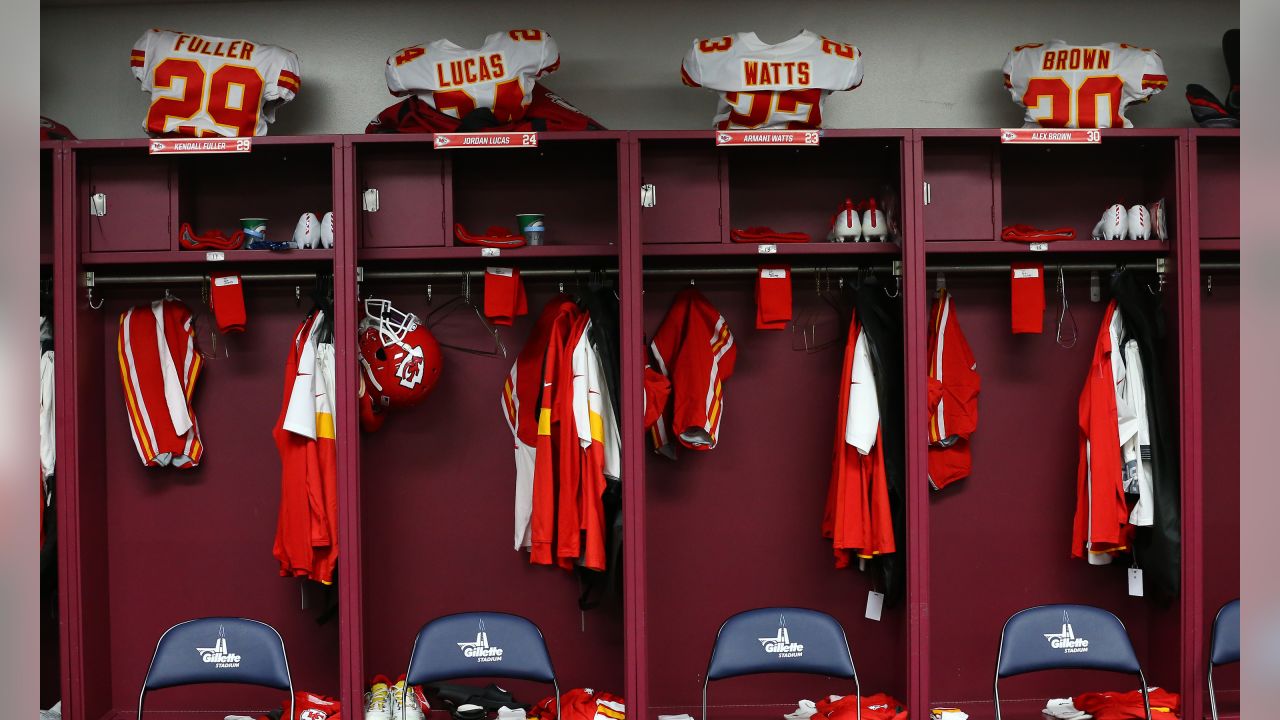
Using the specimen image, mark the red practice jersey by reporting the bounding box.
[131,29,300,137]
[117,299,205,468]
[681,30,863,129]
[926,289,980,490]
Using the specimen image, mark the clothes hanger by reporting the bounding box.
[1055,266,1078,349]
[425,271,508,358]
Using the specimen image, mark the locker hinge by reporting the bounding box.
[922,181,931,206]
[89,192,107,216]
[891,260,902,277]
[81,271,95,288]
[1155,258,1167,292]
[362,188,380,212]
[640,183,656,208]
[356,266,365,283]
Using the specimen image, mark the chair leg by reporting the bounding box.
[1209,667,1219,720]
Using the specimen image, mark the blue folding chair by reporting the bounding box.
[404,612,560,720]
[993,604,1150,720]
[703,608,861,720]
[138,617,293,720]
[1208,598,1240,720]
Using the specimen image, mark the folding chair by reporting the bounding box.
[403,612,560,720]
[993,604,1151,720]
[1208,598,1240,720]
[138,617,293,720]
[703,608,861,720]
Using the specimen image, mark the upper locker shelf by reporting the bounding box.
[920,128,1181,254]
[70,136,341,266]
[352,132,627,260]
[1192,129,1240,252]
[635,130,907,257]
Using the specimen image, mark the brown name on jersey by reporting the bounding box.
[436,54,507,88]
[742,60,811,87]
[173,34,255,60]
[1040,47,1111,72]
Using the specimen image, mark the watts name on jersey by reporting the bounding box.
[131,28,300,138]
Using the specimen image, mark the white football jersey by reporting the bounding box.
[386,29,560,123]
[1002,40,1167,129]
[131,29,300,138]
[681,30,863,130]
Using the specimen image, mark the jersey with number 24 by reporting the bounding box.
[1002,40,1167,129]
[131,29,300,137]
[386,29,560,123]
[681,30,863,130]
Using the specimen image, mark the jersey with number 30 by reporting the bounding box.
[681,30,863,130]
[386,29,560,123]
[1002,40,1167,129]
[131,29,300,137]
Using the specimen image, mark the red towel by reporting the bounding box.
[756,265,792,330]
[1011,262,1045,334]
[209,272,247,333]
[484,267,528,326]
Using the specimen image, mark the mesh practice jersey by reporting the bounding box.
[386,29,560,123]
[681,30,863,129]
[1002,40,1167,128]
[131,29,300,137]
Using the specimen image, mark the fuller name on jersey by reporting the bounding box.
[1002,40,1168,129]
[131,29,300,137]
[681,30,863,130]
[386,29,560,124]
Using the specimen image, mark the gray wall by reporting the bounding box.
[41,0,1238,137]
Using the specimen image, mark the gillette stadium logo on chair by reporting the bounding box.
[458,620,504,663]
[196,625,242,668]
[759,615,804,658]
[1043,611,1089,654]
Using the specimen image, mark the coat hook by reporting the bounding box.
[1206,274,1214,296]
[87,285,104,310]
[426,284,433,305]
[295,286,301,306]
[559,281,565,293]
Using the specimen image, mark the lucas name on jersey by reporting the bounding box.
[168,33,257,61]
[742,60,811,87]
[436,54,508,88]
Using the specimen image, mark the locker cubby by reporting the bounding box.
[72,138,340,263]
[1201,273,1239,720]
[174,140,337,247]
[353,138,448,250]
[727,132,908,247]
[65,283,342,720]
[923,272,1182,720]
[636,134,725,244]
[450,134,625,250]
[354,267,627,701]
[920,130,1180,253]
[1193,130,1240,249]
[640,274,908,719]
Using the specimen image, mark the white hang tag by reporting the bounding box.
[865,591,885,621]
[1013,267,1040,279]
[1029,242,1049,252]
[760,268,787,279]
[1128,567,1144,597]
[213,275,240,287]
[487,266,514,277]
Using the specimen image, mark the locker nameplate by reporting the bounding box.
[434,132,538,149]
[149,138,252,154]
[716,130,820,146]
[1000,128,1100,144]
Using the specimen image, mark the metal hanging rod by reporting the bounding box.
[84,271,320,287]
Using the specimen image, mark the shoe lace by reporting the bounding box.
[367,684,391,712]
[394,682,423,716]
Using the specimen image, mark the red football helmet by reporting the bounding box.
[358,298,442,416]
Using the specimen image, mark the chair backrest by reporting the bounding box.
[138,617,293,720]
[405,612,557,686]
[993,605,1149,720]
[1207,598,1240,720]
[1210,599,1240,667]
[703,608,859,720]
[706,607,857,681]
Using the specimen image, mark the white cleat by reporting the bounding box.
[1091,204,1127,240]
[861,198,888,241]
[320,211,335,248]
[365,677,393,720]
[1127,204,1151,240]
[827,198,862,242]
[292,212,319,249]
[392,679,427,720]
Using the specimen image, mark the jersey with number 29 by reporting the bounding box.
[131,29,300,137]
[1002,40,1167,129]
[386,29,560,123]
[681,30,863,130]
